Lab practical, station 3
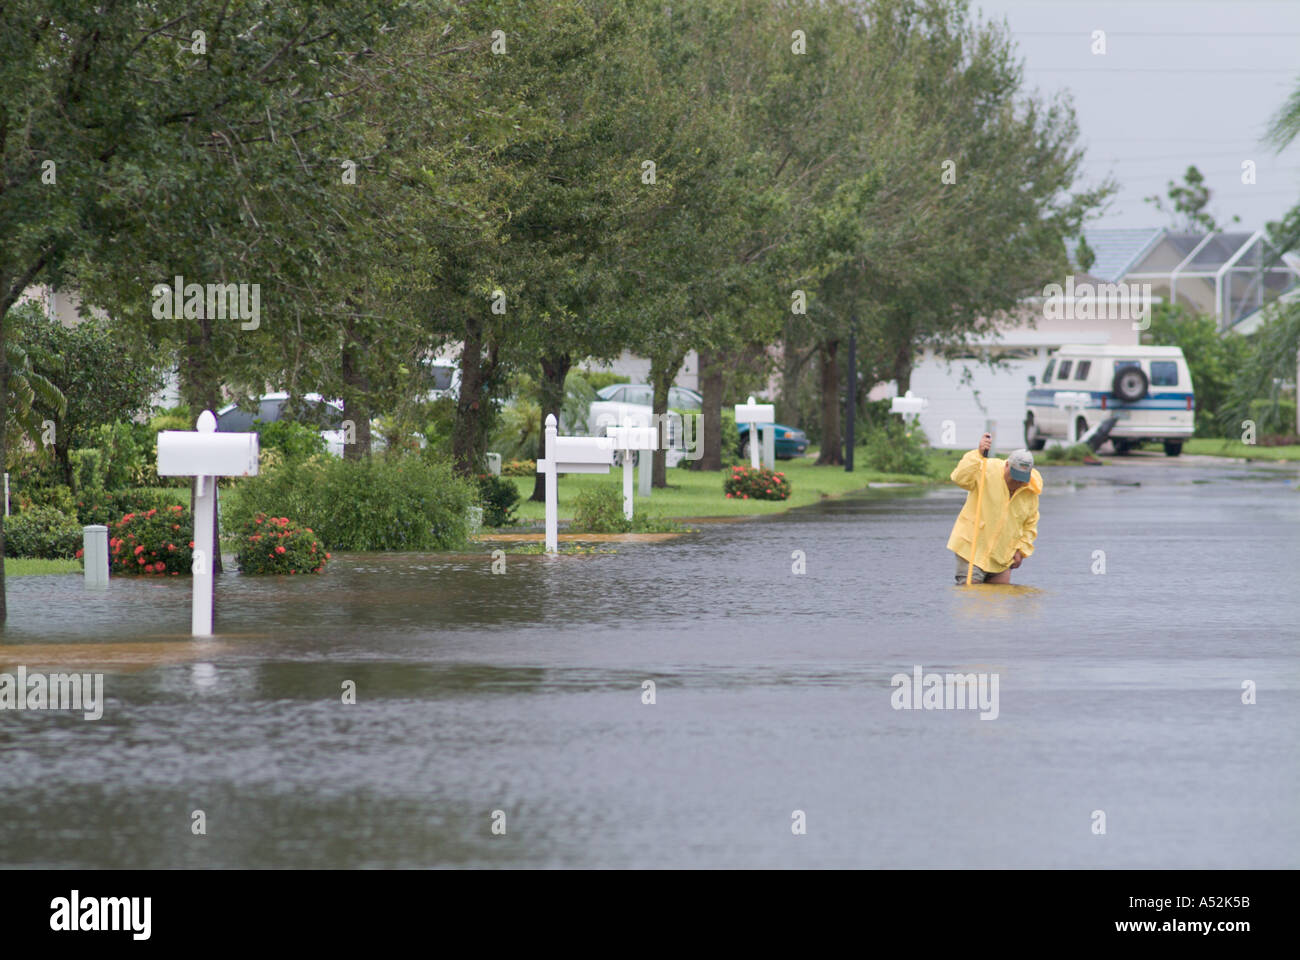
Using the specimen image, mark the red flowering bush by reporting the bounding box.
[723,465,790,501]
[234,513,329,575]
[109,504,194,576]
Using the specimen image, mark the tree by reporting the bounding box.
[0,0,425,619]
[3,304,66,450]
[1145,165,1240,233]
[1264,69,1300,435]
[7,302,162,482]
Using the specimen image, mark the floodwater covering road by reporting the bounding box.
[1,456,1297,868]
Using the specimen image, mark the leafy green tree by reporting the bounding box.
[1141,304,1250,436]
[1144,165,1240,233]
[7,302,163,482]
[0,0,427,618]
[3,304,66,450]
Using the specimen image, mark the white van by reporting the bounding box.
[1023,345,1195,456]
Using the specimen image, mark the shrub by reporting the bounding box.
[234,513,329,575]
[719,408,740,466]
[1042,443,1092,462]
[223,454,474,551]
[74,487,189,528]
[724,465,791,501]
[5,448,66,505]
[3,506,83,559]
[501,459,536,477]
[93,420,157,489]
[109,504,194,576]
[1248,398,1298,438]
[573,484,629,532]
[254,419,326,462]
[16,483,77,516]
[69,448,107,493]
[476,474,520,527]
[860,417,931,476]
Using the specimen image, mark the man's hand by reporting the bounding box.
[1010,549,1024,569]
[978,433,992,456]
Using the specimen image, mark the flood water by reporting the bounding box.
[2,456,1297,868]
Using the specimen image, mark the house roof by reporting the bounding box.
[1162,231,1259,269]
[1065,228,1164,283]
[1227,280,1300,335]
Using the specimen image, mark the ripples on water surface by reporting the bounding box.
[1,459,1297,867]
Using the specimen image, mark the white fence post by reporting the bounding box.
[622,451,635,520]
[83,525,109,588]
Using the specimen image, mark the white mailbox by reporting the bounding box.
[551,435,615,474]
[155,410,259,637]
[734,395,776,470]
[890,390,928,416]
[157,430,258,478]
[537,414,612,553]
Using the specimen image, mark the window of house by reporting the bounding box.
[1074,360,1091,380]
[1057,360,1073,379]
[1150,361,1179,386]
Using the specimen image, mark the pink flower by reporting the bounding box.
[275,545,286,555]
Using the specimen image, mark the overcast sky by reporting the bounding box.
[971,0,1300,231]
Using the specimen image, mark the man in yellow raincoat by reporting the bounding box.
[947,433,1042,584]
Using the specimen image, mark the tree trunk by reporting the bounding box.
[340,316,372,461]
[649,351,685,488]
[815,338,843,466]
[179,317,224,573]
[529,353,571,502]
[892,338,914,395]
[0,325,8,623]
[692,347,723,471]
[452,316,487,477]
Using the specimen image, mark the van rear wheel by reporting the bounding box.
[1163,441,1183,457]
[1024,416,1046,451]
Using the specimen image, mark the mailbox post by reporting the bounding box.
[734,396,775,470]
[156,410,259,636]
[537,414,612,554]
[607,424,658,521]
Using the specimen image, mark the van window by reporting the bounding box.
[1043,359,1056,382]
[1114,360,1140,372]
[1074,360,1091,380]
[1057,360,1073,379]
[1150,361,1178,386]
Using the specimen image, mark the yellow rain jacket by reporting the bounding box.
[946,450,1043,574]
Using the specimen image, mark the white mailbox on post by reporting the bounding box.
[890,389,928,417]
[606,423,658,522]
[537,414,611,553]
[156,410,258,636]
[734,395,775,470]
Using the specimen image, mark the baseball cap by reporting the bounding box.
[1008,449,1034,482]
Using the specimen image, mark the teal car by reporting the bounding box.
[738,422,808,459]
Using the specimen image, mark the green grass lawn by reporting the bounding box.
[507,451,948,523]
[1183,438,1300,461]
[6,557,83,576]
